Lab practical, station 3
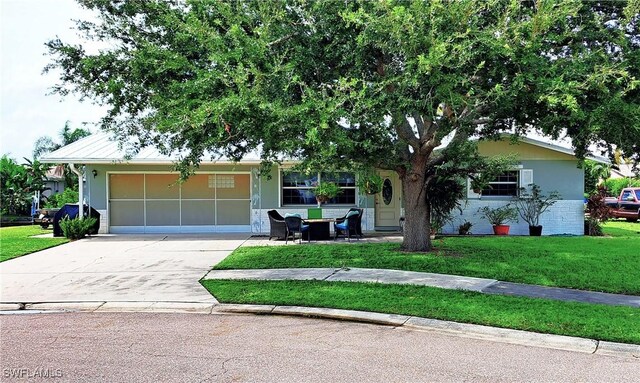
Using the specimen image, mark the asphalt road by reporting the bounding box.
[1,312,638,382]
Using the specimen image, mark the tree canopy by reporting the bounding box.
[46,0,639,250]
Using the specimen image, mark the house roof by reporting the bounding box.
[510,135,610,164]
[42,130,610,165]
[45,165,65,180]
[610,164,637,178]
[40,132,264,165]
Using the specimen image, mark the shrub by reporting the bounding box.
[585,186,613,236]
[601,178,640,198]
[44,188,79,208]
[59,216,97,240]
[458,221,473,235]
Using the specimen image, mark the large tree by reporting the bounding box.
[46,0,639,251]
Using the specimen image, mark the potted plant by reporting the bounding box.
[514,184,561,236]
[311,182,341,207]
[477,205,517,235]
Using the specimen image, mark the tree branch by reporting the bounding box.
[413,112,425,139]
[394,114,420,150]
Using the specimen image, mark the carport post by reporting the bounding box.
[69,163,84,220]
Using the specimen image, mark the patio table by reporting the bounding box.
[302,218,335,241]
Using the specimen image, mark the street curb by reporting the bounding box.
[2,302,638,359]
[213,303,638,359]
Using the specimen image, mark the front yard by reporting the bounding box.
[0,225,68,262]
[202,221,640,344]
[214,221,640,294]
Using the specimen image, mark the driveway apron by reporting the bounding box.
[0,234,248,304]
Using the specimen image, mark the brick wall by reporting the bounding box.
[441,199,584,236]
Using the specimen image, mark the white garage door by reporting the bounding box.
[109,173,251,233]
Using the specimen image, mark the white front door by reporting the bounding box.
[375,171,401,228]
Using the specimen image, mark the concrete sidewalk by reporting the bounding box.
[203,267,640,308]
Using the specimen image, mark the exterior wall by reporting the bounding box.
[87,164,257,234]
[251,166,375,233]
[452,146,585,236]
[83,139,585,236]
[42,180,65,198]
[86,163,372,234]
[442,199,584,236]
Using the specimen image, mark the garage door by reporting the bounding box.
[109,173,251,233]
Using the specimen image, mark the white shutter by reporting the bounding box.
[520,169,533,195]
[467,176,481,199]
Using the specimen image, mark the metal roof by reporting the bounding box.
[40,132,263,164]
[41,130,609,165]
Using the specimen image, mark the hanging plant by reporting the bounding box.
[356,172,383,195]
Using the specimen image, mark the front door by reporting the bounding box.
[375,171,401,228]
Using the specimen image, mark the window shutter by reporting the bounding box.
[467,176,481,199]
[520,169,533,194]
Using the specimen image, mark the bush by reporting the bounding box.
[601,178,640,198]
[59,216,97,240]
[585,186,614,236]
[44,188,79,208]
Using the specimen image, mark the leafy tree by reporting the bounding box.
[0,156,48,216]
[45,0,639,251]
[33,121,91,159]
[583,160,611,195]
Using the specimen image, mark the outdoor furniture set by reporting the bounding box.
[267,208,363,244]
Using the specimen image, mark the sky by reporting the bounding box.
[1,0,106,161]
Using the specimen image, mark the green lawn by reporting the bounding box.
[214,221,640,295]
[202,279,640,344]
[0,225,69,262]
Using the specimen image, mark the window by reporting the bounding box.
[482,170,519,197]
[281,171,356,206]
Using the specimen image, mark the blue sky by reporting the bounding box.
[1,0,106,161]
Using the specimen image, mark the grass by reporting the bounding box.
[0,225,69,262]
[214,220,640,295]
[202,279,640,344]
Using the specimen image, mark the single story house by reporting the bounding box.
[43,165,66,198]
[41,132,607,236]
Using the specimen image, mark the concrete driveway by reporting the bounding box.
[0,234,249,304]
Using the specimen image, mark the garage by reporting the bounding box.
[108,173,251,233]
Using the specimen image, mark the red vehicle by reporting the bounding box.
[605,187,640,222]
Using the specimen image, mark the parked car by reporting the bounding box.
[33,208,60,229]
[605,187,640,222]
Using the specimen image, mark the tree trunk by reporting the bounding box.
[400,157,432,252]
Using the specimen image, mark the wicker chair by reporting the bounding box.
[335,208,364,237]
[284,216,309,244]
[267,210,287,240]
[334,210,360,241]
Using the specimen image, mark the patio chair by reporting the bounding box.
[335,208,364,237]
[284,216,310,244]
[267,210,287,240]
[334,210,360,241]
